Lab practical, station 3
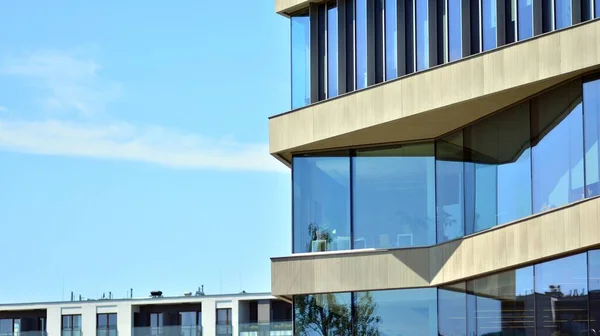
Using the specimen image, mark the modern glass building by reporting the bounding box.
[270,0,600,335]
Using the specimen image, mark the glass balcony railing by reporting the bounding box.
[215,324,232,336]
[0,332,48,336]
[96,329,118,336]
[238,322,293,336]
[132,326,202,336]
[62,330,82,336]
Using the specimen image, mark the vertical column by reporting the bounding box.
[496,0,507,46]
[470,0,481,54]
[397,0,408,75]
[309,3,327,103]
[46,307,62,336]
[461,0,472,56]
[338,0,355,94]
[200,300,216,336]
[116,304,132,336]
[367,0,384,85]
[81,306,96,336]
[428,0,439,67]
[533,0,544,35]
[572,0,582,23]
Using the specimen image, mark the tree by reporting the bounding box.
[294,293,381,336]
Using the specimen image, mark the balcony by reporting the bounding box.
[132,326,202,336]
[215,324,232,336]
[62,330,82,336]
[238,322,293,336]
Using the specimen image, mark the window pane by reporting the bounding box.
[293,154,351,253]
[353,143,435,249]
[584,77,600,197]
[416,0,429,71]
[291,12,311,109]
[98,314,108,329]
[597,0,600,18]
[180,312,196,326]
[555,0,572,29]
[482,0,498,51]
[73,316,81,329]
[13,320,19,333]
[464,102,532,233]
[448,0,463,61]
[355,289,437,336]
[327,4,339,98]
[294,293,351,335]
[535,253,588,335]
[62,316,71,330]
[532,79,584,213]
[471,266,535,335]
[439,284,467,336]
[0,320,12,334]
[589,250,600,333]
[108,314,117,328]
[436,131,465,243]
[518,0,533,39]
[356,0,368,89]
[385,0,398,79]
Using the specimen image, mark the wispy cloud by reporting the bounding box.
[0,50,121,116]
[0,119,285,172]
[0,50,284,173]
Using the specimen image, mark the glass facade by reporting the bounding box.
[291,12,310,109]
[293,249,600,335]
[289,0,593,106]
[292,75,600,253]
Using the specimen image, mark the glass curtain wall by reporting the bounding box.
[294,249,600,335]
[481,0,498,51]
[518,0,534,39]
[416,0,430,70]
[291,12,311,109]
[385,0,399,79]
[292,75,600,253]
[448,0,463,61]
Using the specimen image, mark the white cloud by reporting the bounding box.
[0,50,121,116]
[0,50,285,173]
[0,119,286,172]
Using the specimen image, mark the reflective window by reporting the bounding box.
[385,0,398,79]
[291,12,311,109]
[555,0,572,29]
[356,289,437,336]
[448,0,463,62]
[470,267,535,335]
[327,4,339,98]
[532,79,584,213]
[353,144,435,249]
[294,293,352,336]
[584,77,600,197]
[534,253,588,335]
[589,250,600,333]
[416,0,430,71]
[150,313,163,328]
[438,284,467,336]
[356,0,368,89]
[293,154,351,253]
[518,0,533,39]
[436,132,465,243]
[179,312,198,326]
[597,0,600,18]
[464,102,532,234]
[482,0,498,51]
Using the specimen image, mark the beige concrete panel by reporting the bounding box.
[272,197,600,296]
[275,0,314,15]
[270,21,600,159]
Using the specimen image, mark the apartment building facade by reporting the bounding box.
[269,0,600,334]
[0,293,292,336]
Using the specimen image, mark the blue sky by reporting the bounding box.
[0,1,291,303]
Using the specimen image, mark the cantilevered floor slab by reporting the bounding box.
[269,19,600,164]
[271,196,600,297]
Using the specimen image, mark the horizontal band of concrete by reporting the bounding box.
[271,196,600,296]
[270,20,600,163]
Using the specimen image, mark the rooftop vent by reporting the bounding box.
[184,292,192,296]
[150,291,163,298]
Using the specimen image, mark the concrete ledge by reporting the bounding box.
[271,197,600,296]
[269,20,600,163]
